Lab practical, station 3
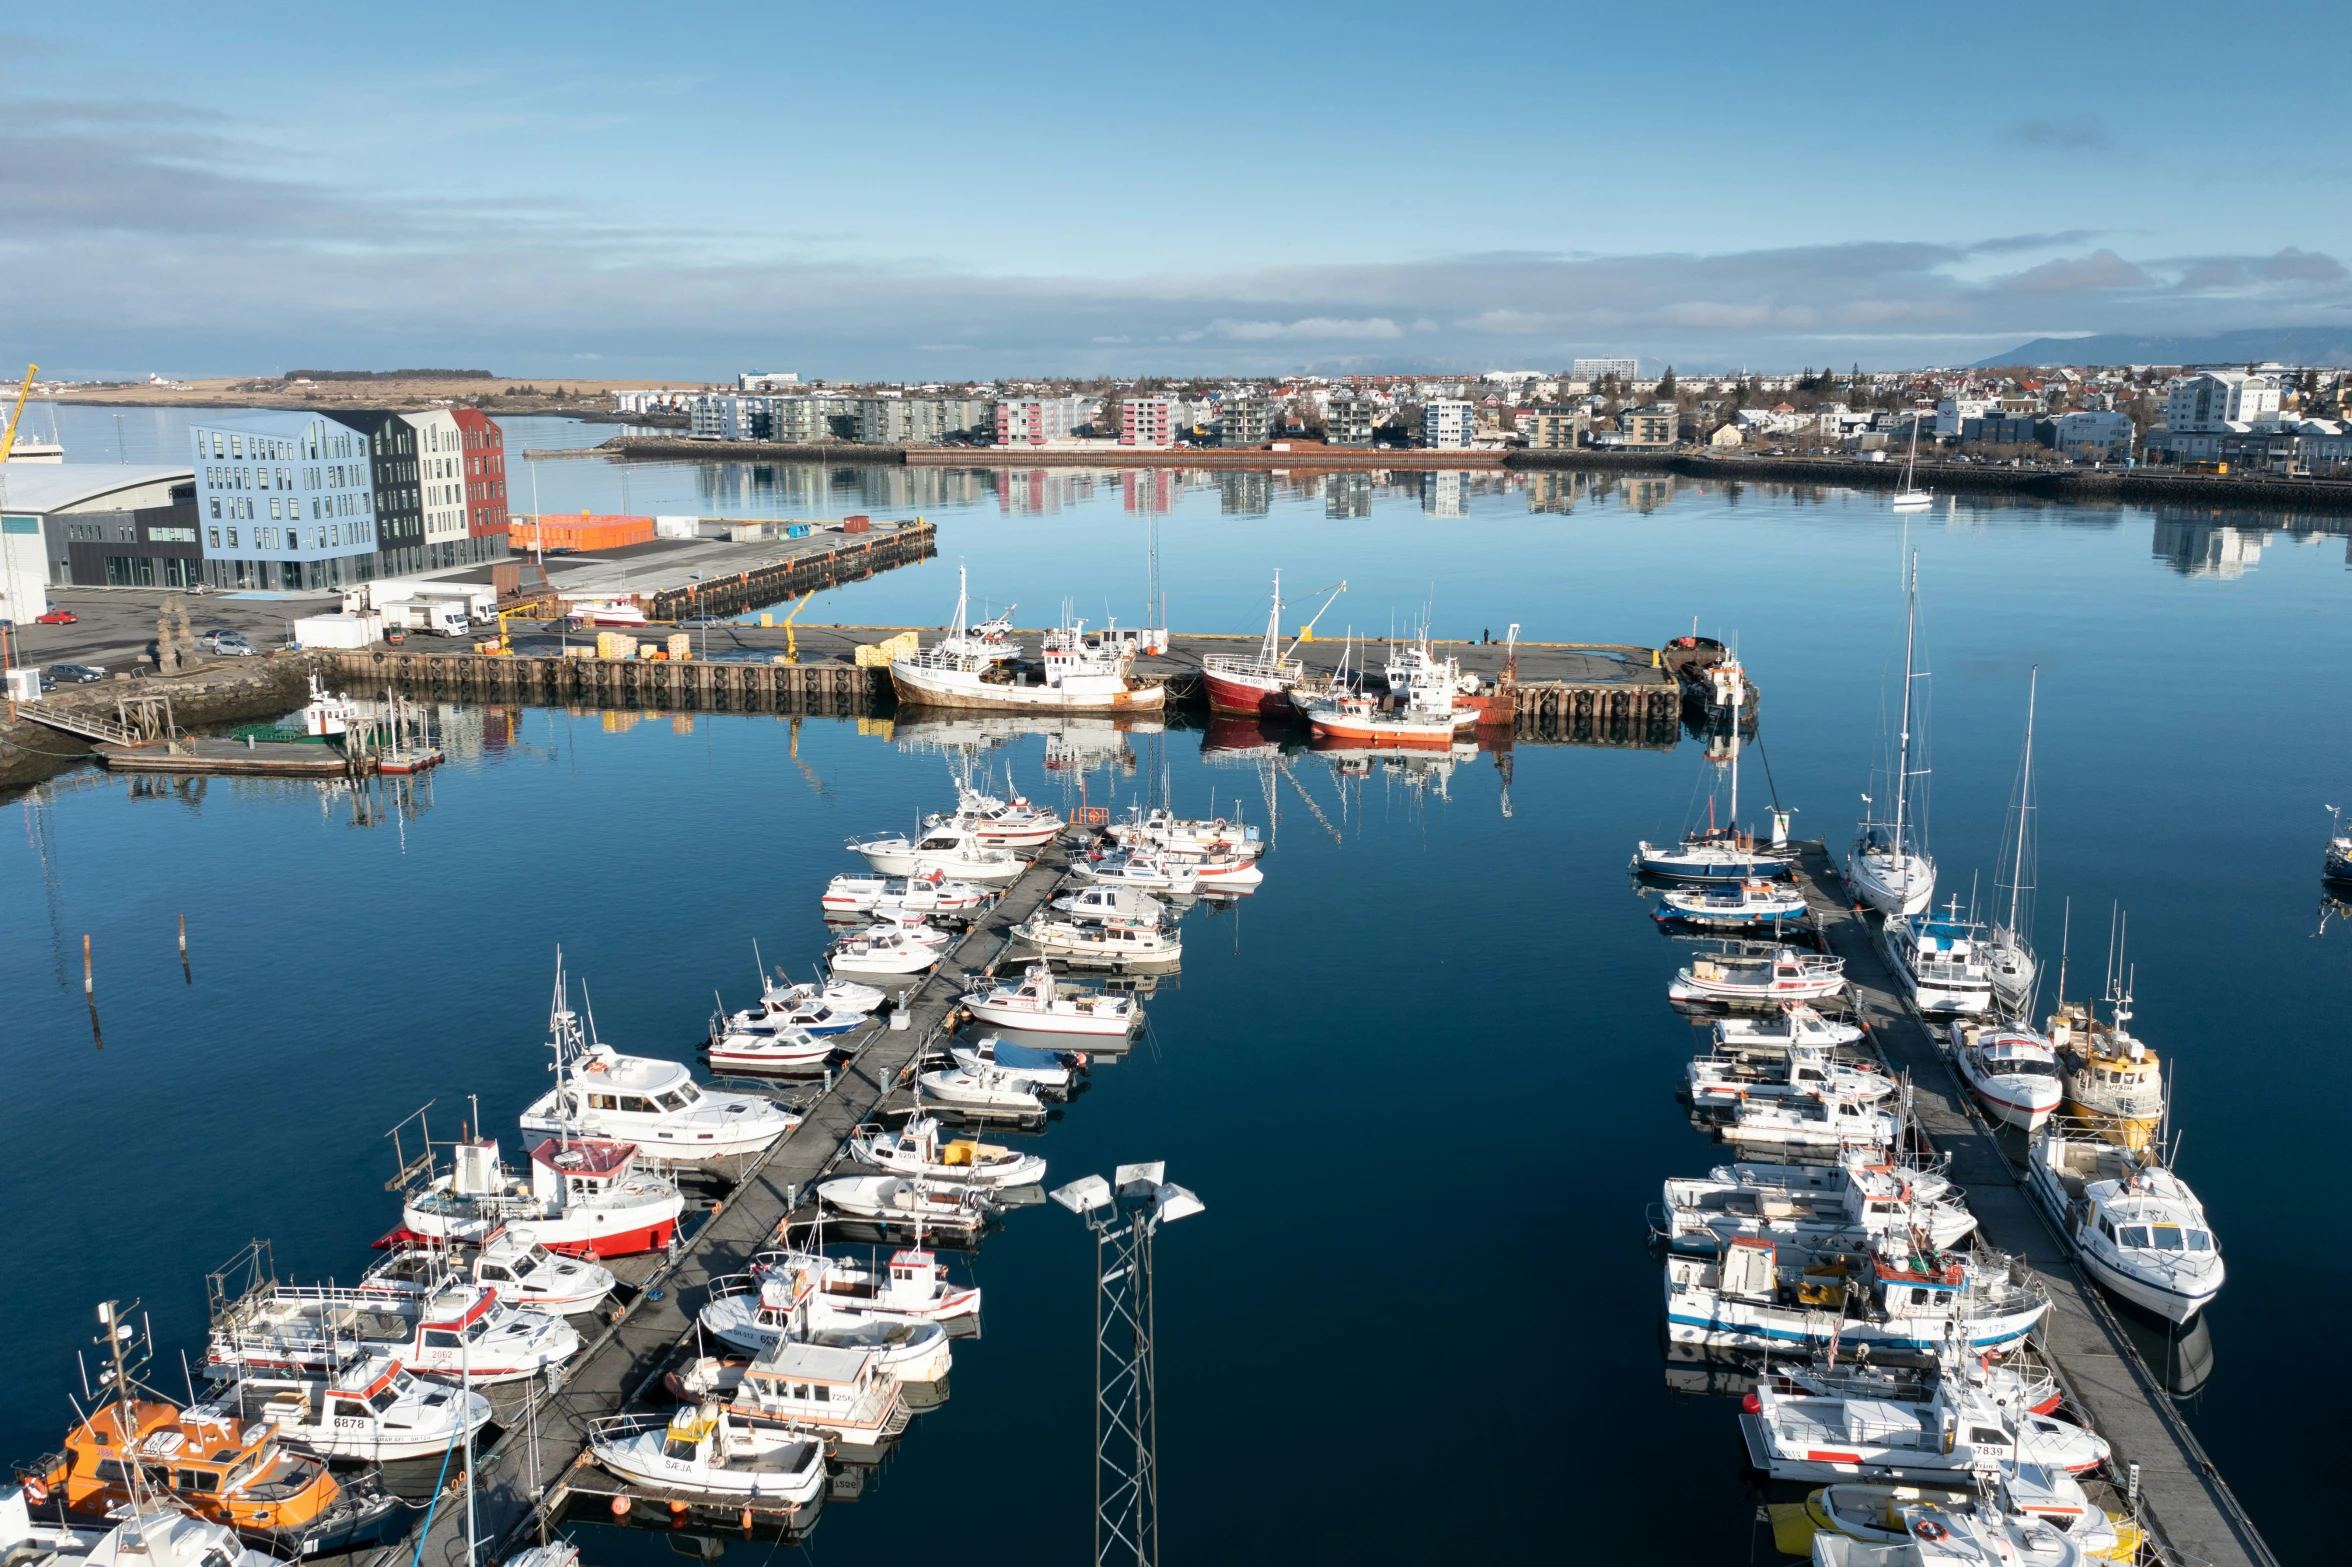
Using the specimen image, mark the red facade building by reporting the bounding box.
[451,408,511,562]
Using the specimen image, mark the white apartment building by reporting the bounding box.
[1572,357,1639,383]
[996,395,1085,446]
[2045,410,2134,462]
[2164,370,2281,433]
[739,371,799,391]
[1324,395,1378,446]
[1422,400,1475,450]
[1120,397,1177,449]
[403,410,471,568]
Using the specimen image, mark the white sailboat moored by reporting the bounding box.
[1846,554,1936,917]
[1985,670,2041,1015]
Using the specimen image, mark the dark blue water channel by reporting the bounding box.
[5,443,2349,1564]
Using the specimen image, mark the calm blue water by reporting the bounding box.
[8,427,2350,1563]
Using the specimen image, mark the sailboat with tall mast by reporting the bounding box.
[1634,651,1794,882]
[1985,669,2040,1014]
[1847,554,1936,916]
[1890,416,1931,511]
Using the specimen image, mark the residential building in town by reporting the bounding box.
[996,395,1085,446]
[2043,409,2134,462]
[1217,397,1274,448]
[1960,415,2042,447]
[1121,397,1177,449]
[1618,405,1678,448]
[738,371,799,391]
[1325,395,1378,446]
[1,464,196,612]
[1935,398,1995,437]
[1523,406,1589,449]
[774,395,851,443]
[1422,400,1475,450]
[405,409,472,569]
[190,412,379,590]
[450,409,512,563]
[612,388,696,414]
[332,410,429,577]
[2164,370,2281,432]
[1572,357,1639,383]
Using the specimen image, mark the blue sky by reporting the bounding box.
[6,1,2351,378]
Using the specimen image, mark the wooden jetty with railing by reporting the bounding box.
[1781,842,2277,1567]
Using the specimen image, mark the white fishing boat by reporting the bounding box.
[2,1504,274,1567]
[207,1280,580,1385]
[193,1354,492,1463]
[748,1246,981,1325]
[1810,1505,2087,1567]
[1051,884,1172,923]
[961,961,1142,1036]
[1009,912,1182,970]
[1687,1039,1893,1109]
[1882,904,1996,1016]
[849,819,1025,883]
[2048,966,2166,1152]
[1717,1003,1867,1051]
[361,1228,616,1313]
[706,1017,836,1072]
[1074,848,1201,894]
[1670,945,1847,1006]
[567,596,648,627]
[822,869,993,918]
[723,964,883,1035]
[1105,804,1267,861]
[1635,656,1797,883]
[1985,672,2041,1015]
[1658,1154,1976,1258]
[828,925,943,977]
[1155,843,1265,891]
[1742,1374,2108,1485]
[1800,1471,2136,1565]
[1665,1234,2048,1355]
[394,1132,684,1258]
[891,567,1166,713]
[588,1403,828,1504]
[816,1174,1000,1235]
[2026,1123,2223,1322]
[1657,879,1810,930]
[727,1340,911,1457]
[930,782,1066,848]
[519,1004,798,1162]
[694,1270,954,1381]
[1847,555,1936,917]
[1711,1150,1959,1210]
[918,1063,1046,1119]
[1951,1023,2063,1131]
[1713,1089,1900,1150]
[852,1114,1048,1186]
[948,1036,1077,1095]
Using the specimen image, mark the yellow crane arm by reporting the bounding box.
[781,591,815,664]
[0,364,38,464]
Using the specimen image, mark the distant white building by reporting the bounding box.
[739,371,799,391]
[2164,370,2281,432]
[402,409,471,568]
[1120,397,1177,449]
[1422,400,1475,450]
[996,395,1086,446]
[1572,357,1639,383]
[2045,410,2134,462]
[1936,398,1995,437]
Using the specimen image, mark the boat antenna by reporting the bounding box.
[753,938,765,994]
[2054,896,2071,1011]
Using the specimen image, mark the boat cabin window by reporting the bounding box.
[480,1264,512,1282]
[175,1468,219,1493]
[508,1253,540,1278]
[621,1096,657,1113]
[657,1091,689,1111]
[370,1387,402,1414]
[1911,1288,1933,1306]
[423,1330,460,1349]
[810,1384,831,1403]
[1969,1427,2007,1448]
[790,1383,811,1399]
[2117,1226,2150,1248]
[662,1432,700,1462]
[2148,1225,2185,1251]
[201,1546,239,1567]
[2186,1230,2214,1252]
[588,1093,619,1111]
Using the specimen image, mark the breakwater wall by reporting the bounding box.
[644,520,934,619]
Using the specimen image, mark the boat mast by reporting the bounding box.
[1260,569,1283,666]
[1892,552,1918,865]
[1726,650,1742,830]
[2004,667,2037,936]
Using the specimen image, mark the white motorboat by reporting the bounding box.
[1657,878,1810,930]
[1051,884,1171,923]
[1801,1471,2130,1565]
[1155,843,1264,891]
[1658,1153,1976,1259]
[1665,1234,2048,1355]
[817,1174,1000,1235]
[961,961,1142,1036]
[589,1403,827,1504]
[695,1270,955,1380]
[2326,804,2352,884]
[1716,1003,1866,1050]
[1712,1089,1900,1150]
[567,596,648,627]
[823,868,994,919]
[948,1036,1077,1095]
[208,1280,580,1385]
[727,1340,911,1456]
[1712,1150,1958,1209]
[931,783,1065,848]
[706,1018,836,1072]
[1688,1040,1892,1110]
[723,968,881,1035]
[5,1505,275,1567]
[1811,1506,2085,1567]
[852,1113,1048,1186]
[828,925,943,977]
[2026,1124,2223,1322]
[1105,804,1266,861]
[1985,671,2041,1015]
[891,567,1166,713]
[1846,555,1937,917]
[1010,912,1182,970]
[918,1063,1046,1119]
[193,1354,491,1463]
[1742,1374,2107,1486]
[748,1246,981,1325]
[1670,946,1846,1007]
[1636,657,1798,883]
[849,819,1026,883]
[1882,904,1996,1016]
[395,1133,684,1258]
[520,1020,799,1162]
[1074,848,1200,894]
[361,1228,615,1313]
[1951,1023,2062,1131]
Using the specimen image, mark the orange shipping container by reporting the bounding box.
[510,514,656,552]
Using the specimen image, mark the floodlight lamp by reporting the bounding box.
[1049,1174,1113,1215]
[1114,1160,1166,1197]
[1153,1183,1204,1223]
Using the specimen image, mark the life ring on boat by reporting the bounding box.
[1913,1520,1949,1543]
[22,1477,47,1505]
[584,1060,607,1074]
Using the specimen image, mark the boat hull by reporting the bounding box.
[963,998,1136,1036]
[390,1211,678,1260]
[1201,666,1294,718]
[1845,848,1935,917]
[1635,843,1792,883]
[1306,711,1469,750]
[890,662,1166,713]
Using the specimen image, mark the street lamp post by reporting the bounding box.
[1050,1163,1204,1567]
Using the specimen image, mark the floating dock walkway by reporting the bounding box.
[1786,843,2276,1567]
[367,840,1080,1567]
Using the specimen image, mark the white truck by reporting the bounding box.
[344,580,492,639]
[384,599,472,637]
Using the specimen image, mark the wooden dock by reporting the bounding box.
[1786,843,2277,1567]
[366,842,1083,1567]
[95,738,357,777]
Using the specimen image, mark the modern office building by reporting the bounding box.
[401,410,472,568]
[1422,400,1475,450]
[450,408,512,563]
[0,464,198,613]
[335,410,428,577]
[189,412,378,590]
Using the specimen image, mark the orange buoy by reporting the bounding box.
[739,1507,754,1531]
[669,1500,688,1516]
[609,1496,630,1517]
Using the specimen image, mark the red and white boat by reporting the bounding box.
[1202,570,1345,717]
[390,1135,684,1258]
[208,1280,581,1386]
[933,784,1065,848]
[566,596,648,627]
[1304,632,1478,751]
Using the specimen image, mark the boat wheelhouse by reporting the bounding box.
[732,1341,910,1457]
[193,1353,491,1463]
[1882,905,1995,1016]
[2025,1125,2223,1323]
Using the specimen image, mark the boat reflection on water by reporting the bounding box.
[1200,713,1288,761]
[2317,893,2352,939]
[2110,1302,2216,1400]
[889,711,1159,775]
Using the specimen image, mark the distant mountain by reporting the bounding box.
[1975,326,2352,368]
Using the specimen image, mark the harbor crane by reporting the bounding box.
[0,364,37,462]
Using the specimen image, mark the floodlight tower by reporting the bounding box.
[1049,1162,1204,1567]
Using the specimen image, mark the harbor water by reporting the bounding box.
[4,425,2347,1563]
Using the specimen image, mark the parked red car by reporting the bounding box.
[34,610,78,625]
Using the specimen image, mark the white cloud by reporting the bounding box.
[1207,317,1404,341]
